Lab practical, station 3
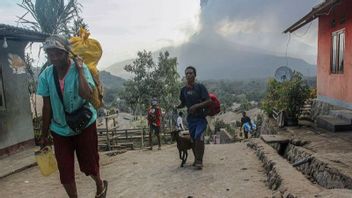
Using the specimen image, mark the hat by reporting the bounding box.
[43,35,71,53]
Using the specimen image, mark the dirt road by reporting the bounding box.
[0,143,272,198]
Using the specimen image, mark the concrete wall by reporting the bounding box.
[317,0,352,107]
[218,128,233,144]
[0,40,35,150]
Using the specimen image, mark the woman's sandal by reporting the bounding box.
[95,180,108,198]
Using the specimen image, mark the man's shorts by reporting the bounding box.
[51,122,99,184]
[150,125,160,134]
[187,117,207,141]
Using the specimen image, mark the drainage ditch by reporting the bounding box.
[269,141,352,189]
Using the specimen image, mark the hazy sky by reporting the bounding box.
[0,0,200,68]
[1,0,323,69]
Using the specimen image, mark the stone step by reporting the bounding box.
[316,115,352,132]
[300,107,312,111]
[298,116,312,121]
[304,101,313,105]
[329,110,352,124]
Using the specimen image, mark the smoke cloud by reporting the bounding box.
[196,0,323,64]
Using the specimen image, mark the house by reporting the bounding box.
[0,24,48,156]
[284,0,352,131]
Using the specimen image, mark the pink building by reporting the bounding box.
[285,0,352,109]
[285,0,352,131]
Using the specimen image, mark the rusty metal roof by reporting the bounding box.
[0,24,49,42]
[283,0,341,33]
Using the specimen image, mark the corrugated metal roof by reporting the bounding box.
[0,24,49,42]
[283,0,341,33]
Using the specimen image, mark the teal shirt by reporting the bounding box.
[37,61,97,136]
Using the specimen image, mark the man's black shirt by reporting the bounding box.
[241,116,251,126]
[180,83,209,118]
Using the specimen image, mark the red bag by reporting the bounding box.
[207,93,221,116]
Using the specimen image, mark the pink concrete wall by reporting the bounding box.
[317,0,352,104]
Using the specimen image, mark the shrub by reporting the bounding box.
[261,72,310,120]
[213,119,236,136]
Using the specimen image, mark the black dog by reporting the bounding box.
[171,130,193,167]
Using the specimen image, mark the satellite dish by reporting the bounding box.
[274,66,293,82]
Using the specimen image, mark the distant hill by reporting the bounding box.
[99,70,125,90]
[105,33,316,80]
[105,59,134,79]
[100,71,125,105]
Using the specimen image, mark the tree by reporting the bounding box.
[121,50,156,115]
[121,50,181,116]
[18,0,84,36]
[152,51,181,112]
[261,72,310,121]
[152,51,181,129]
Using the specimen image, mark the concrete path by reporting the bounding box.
[0,143,272,198]
[0,147,37,179]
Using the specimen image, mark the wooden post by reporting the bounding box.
[105,117,111,151]
[112,117,116,143]
[125,129,128,140]
[141,128,144,149]
[113,117,116,128]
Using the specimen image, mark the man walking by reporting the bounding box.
[241,111,253,139]
[177,66,212,170]
[176,111,185,132]
[37,35,107,198]
[147,98,162,150]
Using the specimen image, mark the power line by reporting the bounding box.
[285,20,314,67]
[293,21,313,38]
[285,33,291,67]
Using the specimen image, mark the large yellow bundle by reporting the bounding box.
[69,28,103,109]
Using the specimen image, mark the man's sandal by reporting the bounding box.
[95,180,108,198]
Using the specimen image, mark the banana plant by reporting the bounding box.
[17,0,84,36]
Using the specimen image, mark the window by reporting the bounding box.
[0,64,5,110]
[331,29,345,74]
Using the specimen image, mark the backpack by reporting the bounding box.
[207,93,221,116]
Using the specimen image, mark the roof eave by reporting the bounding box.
[0,24,49,42]
[2,34,48,42]
[283,0,341,34]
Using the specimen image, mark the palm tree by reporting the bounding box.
[17,0,85,36]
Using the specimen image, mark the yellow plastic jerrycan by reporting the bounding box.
[35,146,58,176]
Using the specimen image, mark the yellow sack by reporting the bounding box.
[35,146,58,176]
[69,27,104,109]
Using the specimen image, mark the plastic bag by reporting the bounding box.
[69,27,103,109]
[35,146,58,176]
[243,121,257,134]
